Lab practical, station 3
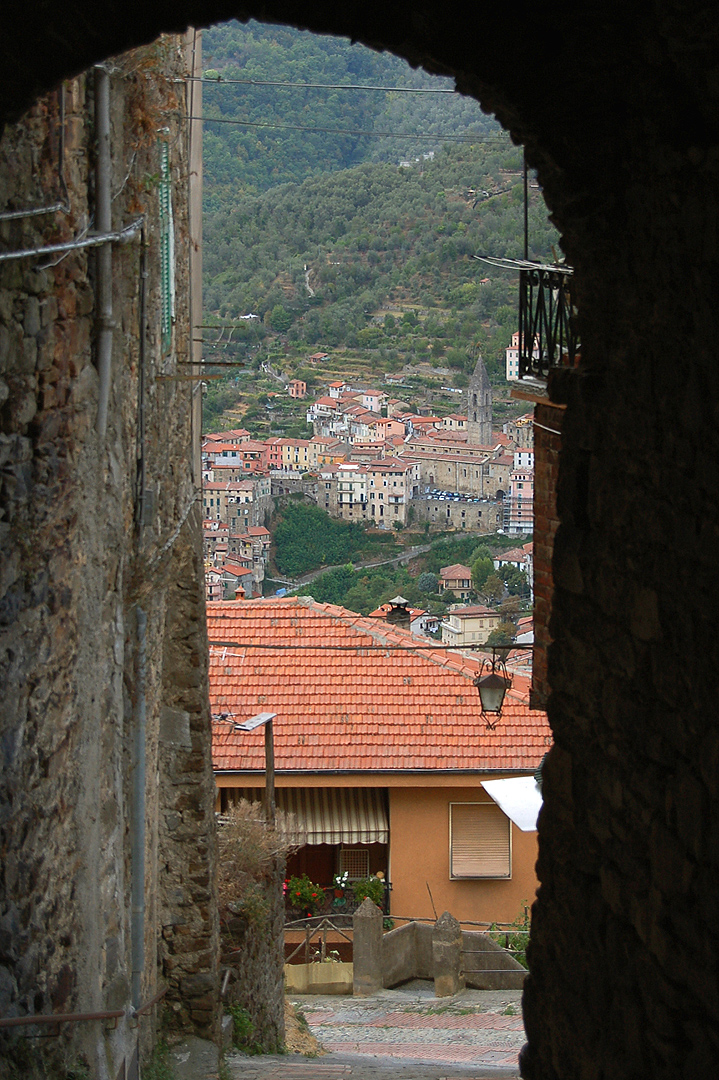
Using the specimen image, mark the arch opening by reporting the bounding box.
[2,6,719,1080]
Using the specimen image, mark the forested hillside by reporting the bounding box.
[203,142,558,381]
[200,21,561,426]
[202,20,500,201]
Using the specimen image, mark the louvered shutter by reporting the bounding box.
[450,802,511,879]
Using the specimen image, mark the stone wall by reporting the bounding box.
[0,36,218,1080]
[221,862,286,1052]
[411,495,501,532]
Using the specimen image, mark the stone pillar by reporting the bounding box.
[432,911,462,998]
[353,897,383,996]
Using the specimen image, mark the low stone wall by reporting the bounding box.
[374,915,526,993]
[382,921,434,987]
[461,931,527,991]
[284,962,353,995]
[221,862,286,1052]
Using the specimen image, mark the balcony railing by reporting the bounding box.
[475,255,580,380]
[285,880,391,921]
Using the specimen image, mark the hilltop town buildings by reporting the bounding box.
[201,358,534,597]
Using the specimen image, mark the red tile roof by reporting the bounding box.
[220,563,253,578]
[440,564,473,579]
[495,547,528,562]
[446,605,499,618]
[208,598,550,775]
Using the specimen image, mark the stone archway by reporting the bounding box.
[3,5,719,1080]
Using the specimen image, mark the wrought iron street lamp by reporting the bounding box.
[473,651,512,730]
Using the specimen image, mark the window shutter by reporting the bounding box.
[450,802,511,878]
[339,848,370,880]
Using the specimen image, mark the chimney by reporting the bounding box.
[385,596,411,630]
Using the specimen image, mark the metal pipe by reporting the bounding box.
[131,607,147,1011]
[0,202,66,222]
[130,986,166,1019]
[0,1010,124,1030]
[264,719,276,825]
[135,228,148,532]
[95,67,113,439]
[0,220,142,263]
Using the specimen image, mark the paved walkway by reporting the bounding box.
[222,982,524,1080]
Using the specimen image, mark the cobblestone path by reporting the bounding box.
[224,983,525,1079]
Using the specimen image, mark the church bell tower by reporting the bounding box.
[466,355,493,445]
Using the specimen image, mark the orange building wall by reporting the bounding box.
[388,785,538,925]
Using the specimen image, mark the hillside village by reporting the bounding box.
[203,349,535,641]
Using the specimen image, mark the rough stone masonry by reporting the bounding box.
[0,35,218,1080]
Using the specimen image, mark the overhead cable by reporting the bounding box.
[193,115,509,142]
[191,76,458,93]
[208,638,531,654]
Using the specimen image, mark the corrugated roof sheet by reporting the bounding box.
[209,598,551,775]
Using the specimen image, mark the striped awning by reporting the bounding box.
[226,787,389,845]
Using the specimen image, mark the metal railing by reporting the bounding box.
[284,916,354,965]
[474,254,580,380]
[285,880,391,919]
[0,987,166,1031]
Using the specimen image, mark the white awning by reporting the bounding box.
[226,787,389,844]
[481,777,542,832]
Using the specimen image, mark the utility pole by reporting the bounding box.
[234,711,277,825]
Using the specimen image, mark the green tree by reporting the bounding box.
[270,304,292,332]
[500,565,530,597]
[471,556,494,591]
[482,572,504,604]
[417,571,438,593]
[486,621,516,647]
[499,596,521,622]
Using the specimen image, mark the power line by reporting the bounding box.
[191,76,459,94]
[208,638,530,654]
[193,116,510,142]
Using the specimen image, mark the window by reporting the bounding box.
[449,802,511,878]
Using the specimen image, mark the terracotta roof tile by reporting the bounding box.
[208,598,551,775]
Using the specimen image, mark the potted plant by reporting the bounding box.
[332,871,349,898]
[287,873,325,917]
[352,875,385,907]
